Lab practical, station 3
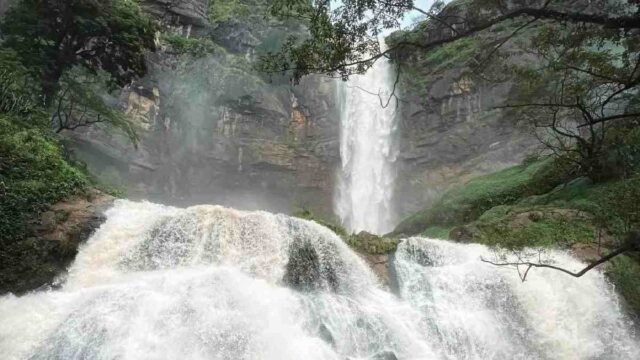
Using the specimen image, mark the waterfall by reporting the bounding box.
[336,53,398,235]
[1,200,638,359]
[394,238,640,359]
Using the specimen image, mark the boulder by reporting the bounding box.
[283,240,338,292]
[0,190,114,295]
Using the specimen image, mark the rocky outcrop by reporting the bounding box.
[389,2,538,218]
[68,1,340,216]
[0,190,114,295]
[143,0,210,26]
[283,240,339,292]
[345,232,399,288]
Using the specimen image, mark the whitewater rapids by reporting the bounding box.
[0,200,638,359]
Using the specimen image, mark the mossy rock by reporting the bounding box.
[346,232,399,255]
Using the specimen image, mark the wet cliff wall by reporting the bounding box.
[67,0,340,216]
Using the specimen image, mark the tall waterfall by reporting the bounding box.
[1,200,638,359]
[336,54,398,235]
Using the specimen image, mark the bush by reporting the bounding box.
[162,34,218,57]
[0,114,88,244]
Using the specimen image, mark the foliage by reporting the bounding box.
[421,37,480,71]
[294,208,397,254]
[500,19,640,180]
[162,34,218,58]
[208,0,250,24]
[294,208,349,238]
[0,49,41,114]
[420,226,452,239]
[0,114,89,244]
[52,67,139,144]
[0,0,156,104]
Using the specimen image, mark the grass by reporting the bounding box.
[393,158,566,235]
[476,216,595,250]
[420,226,452,239]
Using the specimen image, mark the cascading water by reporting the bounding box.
[336,52,398,235]
[1,200,638,359]
[0,200,433,360]
[394,238,640,359]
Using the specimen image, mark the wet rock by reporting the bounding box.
[283,241,338,292]
[1,190,115,295]
[449,225,476,242]
[372,350,398,360]
[318,323,334,346]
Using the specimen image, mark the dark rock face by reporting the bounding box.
[0,0,8,17]
[143,0,209,26]
[0,191,114,295]
[394,77,537,217]
[68,3,340,216]
[391,5,538,218]
[283,240,339,292]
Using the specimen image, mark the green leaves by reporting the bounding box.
[0,114,89,244]
[1,0,157,102]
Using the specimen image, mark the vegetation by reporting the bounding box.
[0,0,156,293]
[1,0,156,105]
[208,0,250,25]
[162,34,219,58]
[294,209,398,255]
[0,114,89,242]
[393,157,574,235]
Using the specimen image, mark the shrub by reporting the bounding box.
[0,114,89,244]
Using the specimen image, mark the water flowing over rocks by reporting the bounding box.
[1,201,638,359]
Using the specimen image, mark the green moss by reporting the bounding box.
[394,158,566,235]
[423,37,480,71]
[208,0,250,24]
[345,232,398,255]
[293,209,398,255]
[477,216,594,250]
[293,208,348,238]
[420,226,452,239]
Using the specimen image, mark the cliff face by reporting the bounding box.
[66,0,537,221]
[389,3,538,218]
[69,0,340,216]
[394,70,537,217]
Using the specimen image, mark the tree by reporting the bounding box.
[0,0,157,106]
[51,67,139,143]
[495,19,640,180]
[481,231,640,282]
[260,0,640,82]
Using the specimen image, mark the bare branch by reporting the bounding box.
[481,243,638,282]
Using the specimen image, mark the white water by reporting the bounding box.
[336,54,398,235]
[1,200,638,359]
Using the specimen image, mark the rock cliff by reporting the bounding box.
[66,0,537,223]
[389,1,538,218]
[68,0,340,216]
